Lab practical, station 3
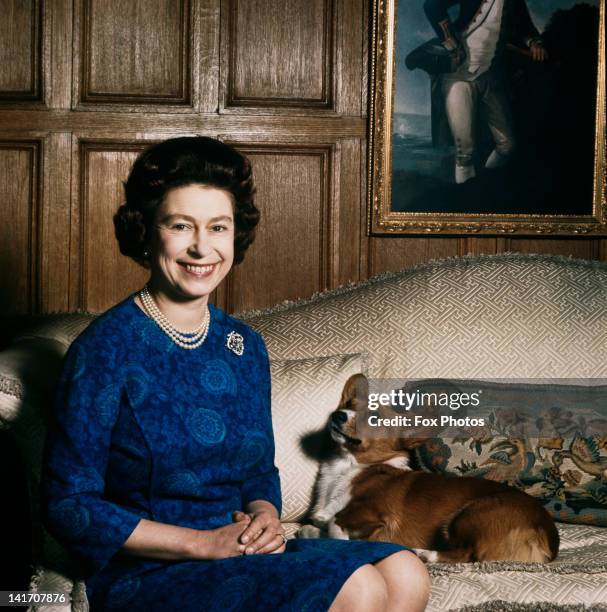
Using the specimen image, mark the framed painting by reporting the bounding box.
[368,0,606,235]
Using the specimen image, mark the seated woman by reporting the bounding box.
[41,136,430,611]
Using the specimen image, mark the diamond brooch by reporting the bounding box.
[226,331,244,356]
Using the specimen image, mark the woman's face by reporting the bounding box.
[148,184,235,304]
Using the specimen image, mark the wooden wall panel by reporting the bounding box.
[222,0,334,111]
[1,0,606,318]
[74,142,149,311]
[335,138,362,284]
[47,0,74,110]
[40,133,72,312]
[0,0,42,103]
[367,236,605,277]
[199,0,221,114]
[367,236,463,277]
[75,0,194,108]
[228,145,332,312]
[506,238,600,260]
[0,142,41,314]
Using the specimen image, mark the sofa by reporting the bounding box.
[2,253,607,611]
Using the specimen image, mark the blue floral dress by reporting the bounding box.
[42,295,407,611]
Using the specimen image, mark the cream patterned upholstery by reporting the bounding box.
[427,523,607,610]
[270,353,366,522]
[2,253,607,611]
[240,253,607,379]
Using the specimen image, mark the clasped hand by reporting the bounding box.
[203,509,286,559]
[232,510,286,555]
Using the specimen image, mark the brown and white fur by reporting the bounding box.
[298,374,559,563]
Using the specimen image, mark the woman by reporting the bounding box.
[42,136,430,611]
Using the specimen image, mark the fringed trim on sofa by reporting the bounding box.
[429,559,607,576]
[0,376,24,400]
[455,601,607,611]
[27,565,44,592]
[235,253,607,319]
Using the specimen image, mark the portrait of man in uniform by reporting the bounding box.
[383,0,602,220]
[424,0,547,184]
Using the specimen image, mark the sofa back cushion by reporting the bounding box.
[240,253,607,379]
[0,336,86,573]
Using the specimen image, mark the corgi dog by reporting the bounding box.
[298,374,559,563]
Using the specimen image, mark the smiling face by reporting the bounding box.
[148,184,235,305]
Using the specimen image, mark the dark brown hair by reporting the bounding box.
[114,136,258,266]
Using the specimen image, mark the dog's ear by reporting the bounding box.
[339,374,369,408]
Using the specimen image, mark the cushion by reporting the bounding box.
[12,313,96,349]
[0,337,70,569]
[240,254,607,380]
[370,378,607,525]
[270,353,366,522]
[27,565,86,612]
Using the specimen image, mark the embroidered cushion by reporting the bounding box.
[398,379,607,526]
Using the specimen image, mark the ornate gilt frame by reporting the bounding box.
[368,0,607,235]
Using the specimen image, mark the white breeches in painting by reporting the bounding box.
[442,71,516,181]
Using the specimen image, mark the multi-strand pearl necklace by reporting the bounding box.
[139,285,210,350]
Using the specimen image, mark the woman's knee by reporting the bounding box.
[376,551,431,608]
[329,563,387,612]
[386,550,431,584]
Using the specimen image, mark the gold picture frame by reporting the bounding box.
[368,0,606,235]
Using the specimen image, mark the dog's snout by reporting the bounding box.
[331,411,348,425]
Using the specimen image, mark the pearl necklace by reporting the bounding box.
[139,286,210,350]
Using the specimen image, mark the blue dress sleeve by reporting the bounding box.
[41,335,143,576]
[239,332,282,515]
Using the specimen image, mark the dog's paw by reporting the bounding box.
[313,512,331,526]
[297,524,322,539]
[327,520,349,540]
[413,548,438,563]
[383,455,412,471]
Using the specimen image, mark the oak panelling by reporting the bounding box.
[365,236,607,279]
[74,0,197,110]
[73,141,150,312]
[227,144,333,313]
[200,0,221,113]
[0,111,367,137]
[48,0,74,110]
[367,236,463,277]
[41,132,71,312]
[221,0,335,112]
[505,238,599,260]
[335,138,363,285]
[2,0,606,318]
[0,141,42,314]
[0,0,43,104]
[463,238,500,256]
[359,138,370,278]
[336,0,366,116]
